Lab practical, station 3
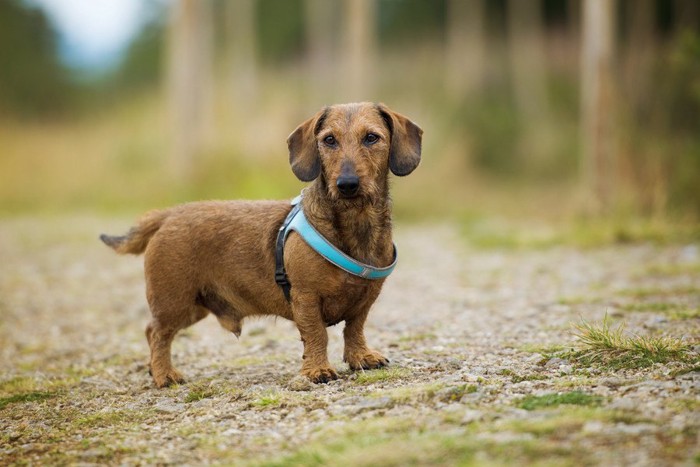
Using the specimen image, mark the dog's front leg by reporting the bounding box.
[292,293,338,383]
[343,308,390,371]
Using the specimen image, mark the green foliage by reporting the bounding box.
[110,19,165,92]
[0,0,74,117]
[378,0,445,45]
[518,391,603,411]
[256,0,304,63]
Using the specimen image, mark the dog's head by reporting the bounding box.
[287,102,422,201]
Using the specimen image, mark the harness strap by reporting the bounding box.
[275,194,398,302]
[274,198,302,301]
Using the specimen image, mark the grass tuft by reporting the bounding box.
[518,391,603,411]
[570,314,694,369]
[252,392,282,408]
[0,391,56,410]
[354,367,410,385]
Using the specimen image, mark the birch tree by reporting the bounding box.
[580,0,615,212]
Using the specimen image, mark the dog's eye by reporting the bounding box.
[323,135,336,146]
[364,133,379,145]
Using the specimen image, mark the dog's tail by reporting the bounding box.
[100,209,171,255]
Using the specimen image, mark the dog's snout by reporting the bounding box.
[336,175,360,197]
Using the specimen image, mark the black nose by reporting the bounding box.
[336,176,360,196]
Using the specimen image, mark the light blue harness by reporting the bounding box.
[274,194,398,300]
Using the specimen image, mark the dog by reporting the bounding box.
[100,102,422,388]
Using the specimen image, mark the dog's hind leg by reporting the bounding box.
[145,306,208,388]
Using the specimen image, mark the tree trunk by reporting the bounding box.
[167,0,213,180]
[227,0,258,113]
[305,0,336,99]
[507,0,549,122]
[674,0,699,35]
[445,0,486,100]
[342,0,375,100]
[580,0,615,213]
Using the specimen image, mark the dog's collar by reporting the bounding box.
[275,194,398,301]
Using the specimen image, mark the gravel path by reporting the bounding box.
[0,216,698,465]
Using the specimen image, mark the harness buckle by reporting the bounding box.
[275,270,288,285]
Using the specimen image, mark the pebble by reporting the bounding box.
[599,377,626,388]
[435,386,466,403]
[559,365,574,375]
[461,409,484,425]
[545,357,569,368]
[154,401,186,414]
[612,423,658,436]
[336,396,394,414]
[286,375,313,392]
[608,397,636,411]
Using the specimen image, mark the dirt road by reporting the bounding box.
[1,216,698,465]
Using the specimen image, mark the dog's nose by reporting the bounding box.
[336,176,360,196]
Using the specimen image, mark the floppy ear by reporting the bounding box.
[377,104,423,176]
[287,109,327,181]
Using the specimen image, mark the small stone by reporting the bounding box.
[599,377,625,388]
[461,409,484,425]
[287,375,313,392]
[613,423,658,435]
[559,365,574,375]
[608,397,636,411]
[461,373,481,382]
[154,401,186,414]
[545,357,568,368]
[437,358,462,371]
[337,396,394,414]
[436,386,466,403]
[582,421,606,433]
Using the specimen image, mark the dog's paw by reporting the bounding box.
[301,366,339,384]
[152,368,186,388]
[345,349,390,371]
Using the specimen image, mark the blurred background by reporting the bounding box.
[1,0,699,241]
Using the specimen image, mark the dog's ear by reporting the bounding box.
[287,108,327,182]
[377,104,423,176]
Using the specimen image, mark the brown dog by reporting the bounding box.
[101,102,422,387]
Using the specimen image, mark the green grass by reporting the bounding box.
[643,263,700,277]
[185,388,214,403]
[517,391,603,411]
[570,315,695,370]
[74,409,145,428]
[354,367,410,385]
[620,302,699,319]
[0,391,56,410]
[252,392,282,408]
[618,285,700,298]
[257,416,580,467]
[459,216,700,250]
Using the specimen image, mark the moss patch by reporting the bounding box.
[0,391,56,410]
[354,367,410,385]
[518,391,603,411]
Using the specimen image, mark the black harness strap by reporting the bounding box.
[275,202,302,302]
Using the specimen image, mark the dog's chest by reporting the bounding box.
[320,278,379,326]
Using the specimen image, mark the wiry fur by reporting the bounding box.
[101,102,422,387]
